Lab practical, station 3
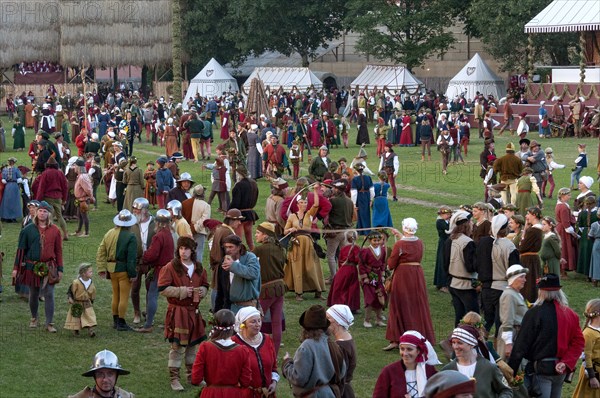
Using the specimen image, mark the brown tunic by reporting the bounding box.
[519,225,543,303]
[158,261,208,346]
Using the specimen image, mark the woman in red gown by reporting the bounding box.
[359,230,387,328]
[191,309,252,397]
[383,218,436,351]
[232,307,279,397]
[399,112,413,147]
[327,231,361,313]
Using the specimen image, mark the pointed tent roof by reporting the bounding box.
[524,0,600,33]
[350,65,423,93]
[191,58,237,83]
[242,67,323,91]
[445,53,505,100]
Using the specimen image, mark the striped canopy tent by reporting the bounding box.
[525,0,600,65]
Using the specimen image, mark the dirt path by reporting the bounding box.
[396,184,461,199]
[396,197,447,209]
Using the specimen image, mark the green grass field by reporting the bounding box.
[0,115,597,397]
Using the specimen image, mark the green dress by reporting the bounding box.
[515,175,534,217]
[539,232,561,276]
[12,123,25,149]
[577,209,598,275]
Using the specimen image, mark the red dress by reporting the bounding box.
[399,115,413,145]
[144,170,157,206]
[220,110,230,140]
[385,237,436,344]
[310,119,321,147]
[358,246,387,309]
[191,341,252,398]
[327,244,361,312]
[232,334,278,397]
[555,201,577,271]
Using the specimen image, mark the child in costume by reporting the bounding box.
[359,230,387,328]
[64,263,97,337]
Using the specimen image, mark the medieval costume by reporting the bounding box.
[519,224,543,303]
[327,242,361,313]
[123,163,145,211]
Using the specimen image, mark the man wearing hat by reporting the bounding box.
[351,162,375,235]
[181,185,211,264]
[282,305,346,397]
[205,144,231,213]
[318,112,337,148]
[515,168,542,217]
[515,138,530,163]
[569,97,584,137]
[493,142,523,205]
[215,234,260,314]
[296,114,310,159]
[225,128,247,181]
[183,111,205,162]
[167,172,193,203]
[508,274,584,397]
[166,152,183,180]
[498,96,514,136]
[229,169,259,251]
[155,157,174,209]
[34,156,69,238]
[253,221,286,352]
[378,142,399,201]
[209,209,244,310]
[129,198,155,325]
[69,349,134,398]
[523,140,546,192]
[12,201,64,332]
[309,145,331,182]
[96,209,138,331]
[263,134,288,178]
[325,180,354,280]
[423,370,476,398]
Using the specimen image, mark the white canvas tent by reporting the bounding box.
[242,67,323,92]
[445,53,505,101]
[350,65,424,93]
[184,58,239,108]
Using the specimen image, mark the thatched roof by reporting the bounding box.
[0,0,172,68]
[0,0,60,67]
[59,0,172,67]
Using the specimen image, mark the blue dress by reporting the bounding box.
[372,182,392,228]
[0,166,23,220]
[352,174,373,235]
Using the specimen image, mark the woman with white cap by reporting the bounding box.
[443,325,512,398]
[384,218,436,351]
[374,330,440,398]
[327,305,357,398]
[498,264,528,361]
[232,306,279,397]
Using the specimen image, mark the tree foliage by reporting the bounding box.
[346,0,456,71]
[466,0,578,72]
[181,0,246,75]
[220,0,346,67]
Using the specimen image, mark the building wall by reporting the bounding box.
[310,26,507,93]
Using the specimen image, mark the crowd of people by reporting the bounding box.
[1,85,599,398]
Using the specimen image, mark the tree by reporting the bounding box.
[181,1,246,75]
[172,0,183,100]
[346,0,456,71]
[466,0,578,72]
[224,0,347,67]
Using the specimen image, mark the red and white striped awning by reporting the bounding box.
[524,0,600,33]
